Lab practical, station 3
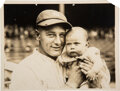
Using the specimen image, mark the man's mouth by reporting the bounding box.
[52,47,61,51]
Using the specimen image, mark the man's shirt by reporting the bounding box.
[10,50,65,90]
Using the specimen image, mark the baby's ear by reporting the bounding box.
[86,41,90,47]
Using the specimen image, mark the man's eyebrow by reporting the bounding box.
[60,32,65,34]
[46,31,55,33]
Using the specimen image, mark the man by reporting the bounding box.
[10,9,110,90]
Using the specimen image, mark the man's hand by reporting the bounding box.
[79,56,110,88]
[79,58,94,76]
[66,61,85,88]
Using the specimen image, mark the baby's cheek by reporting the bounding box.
[81,46,88,54]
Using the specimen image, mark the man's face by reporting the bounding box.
[38,25,66,58]
[66,32,88,57]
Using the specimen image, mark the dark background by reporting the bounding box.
[4,4,114,29]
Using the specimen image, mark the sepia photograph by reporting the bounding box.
[3,3,116,90]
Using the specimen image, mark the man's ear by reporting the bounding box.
[35,29,41,41]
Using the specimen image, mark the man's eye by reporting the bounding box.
[47,34,55,37]
[60,34,65,38]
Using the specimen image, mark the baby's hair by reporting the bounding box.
[66,26,89,41]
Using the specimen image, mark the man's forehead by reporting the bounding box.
[46,30,65,33]
[44,25,66,32]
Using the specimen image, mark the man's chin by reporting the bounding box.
[50,51,61,57]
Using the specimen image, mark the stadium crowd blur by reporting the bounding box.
[4,4,115,89]
[4,24,114,53]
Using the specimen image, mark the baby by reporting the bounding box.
[58,27,103,88]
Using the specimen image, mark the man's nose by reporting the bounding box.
[54,36,61,46]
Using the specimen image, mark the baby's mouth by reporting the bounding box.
[69,52,79,57]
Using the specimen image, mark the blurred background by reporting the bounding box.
[4,4,115,89]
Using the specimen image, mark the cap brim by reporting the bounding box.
[37,19,72,29]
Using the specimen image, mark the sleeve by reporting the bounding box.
[99,59,110,88]
[9,64,44,90]
[88,59,110,88]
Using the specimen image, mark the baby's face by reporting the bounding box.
[66,31,88,57]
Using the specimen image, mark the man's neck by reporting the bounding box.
[38,47,57,61]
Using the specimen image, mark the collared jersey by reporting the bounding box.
[10,50,65,90]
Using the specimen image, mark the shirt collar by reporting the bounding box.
[33,48,57,63]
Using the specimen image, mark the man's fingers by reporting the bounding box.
[82,59,94,65]
[76,56,87,60]
[80,66,89,72]
[80,62,92,69]
[81,69,87,75]
[80,63,91,72]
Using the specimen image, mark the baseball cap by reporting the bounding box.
[36,9,72,29]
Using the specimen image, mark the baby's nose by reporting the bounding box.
[70,44,75,50]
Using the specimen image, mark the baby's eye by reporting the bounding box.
[66,43,71,45]
[74,42,80,45]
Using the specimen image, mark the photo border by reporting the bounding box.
[0,0,119,91]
